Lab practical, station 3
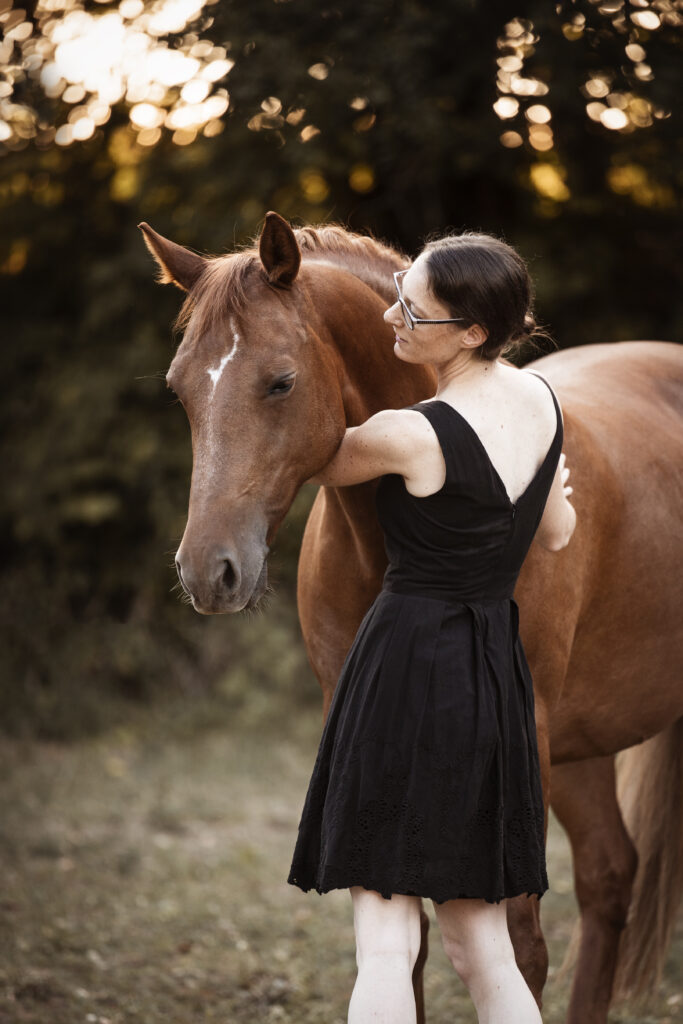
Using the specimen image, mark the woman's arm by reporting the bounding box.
[306,409,434,488]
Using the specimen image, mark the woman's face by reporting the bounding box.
[383,252,485,366]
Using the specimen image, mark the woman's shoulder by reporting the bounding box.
[516,366,564,428]
[357,405,443,453]
[495,362,559,411]
[518,365,553,393]
[470,363,561,455]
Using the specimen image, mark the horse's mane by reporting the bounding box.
[173,223,408,338]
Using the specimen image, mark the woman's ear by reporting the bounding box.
[463,324,488,350]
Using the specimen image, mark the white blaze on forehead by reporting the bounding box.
[206,317,240,398]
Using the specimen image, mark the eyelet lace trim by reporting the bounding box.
[288,736,548,904]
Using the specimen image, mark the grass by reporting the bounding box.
[0,698,680,1024]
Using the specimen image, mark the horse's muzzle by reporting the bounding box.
[175,545,269,614]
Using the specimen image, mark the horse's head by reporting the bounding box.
[139,212,388,614]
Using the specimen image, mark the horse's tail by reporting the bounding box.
[612,717,683,1004]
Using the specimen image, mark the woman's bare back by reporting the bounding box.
[402,364,560,503]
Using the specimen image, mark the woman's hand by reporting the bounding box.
[534,450,576,550]
[560,452,573,501]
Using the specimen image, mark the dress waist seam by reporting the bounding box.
[380,584,514,606]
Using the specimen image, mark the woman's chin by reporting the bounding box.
[393,339,413,361]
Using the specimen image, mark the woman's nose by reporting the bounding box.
[384,301,400,325]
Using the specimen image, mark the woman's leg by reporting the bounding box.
[432,897,543,1024]
[348,886,422,1024]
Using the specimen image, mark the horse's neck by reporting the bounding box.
[296,226,408,307]
[305,265,435,428]
[303,252,401,307]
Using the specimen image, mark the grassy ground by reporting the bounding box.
[0,700,680,1024]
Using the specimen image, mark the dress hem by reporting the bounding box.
[286,874,547,906]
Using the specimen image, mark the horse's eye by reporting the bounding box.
[268,376,295,396]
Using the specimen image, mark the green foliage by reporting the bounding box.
[0,2,680,737]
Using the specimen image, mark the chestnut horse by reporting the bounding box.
[139,211,683,1024]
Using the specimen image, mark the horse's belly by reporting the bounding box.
[549,627,683,761]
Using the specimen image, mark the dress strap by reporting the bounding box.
[406,402,460,491]
[522,369,564,432]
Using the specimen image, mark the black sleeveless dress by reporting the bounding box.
[287,370,563,904]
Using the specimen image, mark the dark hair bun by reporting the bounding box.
[511,311,537,341]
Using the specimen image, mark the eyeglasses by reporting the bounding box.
[392,270,466,332]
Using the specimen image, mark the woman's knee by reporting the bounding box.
[350,888,422,968]
[433,898,514,983]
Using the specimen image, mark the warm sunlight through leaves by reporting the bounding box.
[493,5,675,155]
[529,162,570,202]
[0,0,233,150]
[1,1,679,157]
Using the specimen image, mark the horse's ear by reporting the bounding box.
[259,211,301,288]
[137,222,206,292]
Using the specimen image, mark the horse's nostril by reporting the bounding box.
[222,558,236,592]
[175,559,189,592]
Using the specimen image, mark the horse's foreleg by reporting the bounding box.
[550,756,638,1024]
[411,904,429,1024]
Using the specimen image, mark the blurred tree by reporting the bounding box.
[1,0,680,736]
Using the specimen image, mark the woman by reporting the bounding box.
[287,230,576,1024]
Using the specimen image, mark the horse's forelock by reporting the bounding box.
[173,251,262,341]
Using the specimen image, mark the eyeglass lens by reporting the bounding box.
[395,274,413,330]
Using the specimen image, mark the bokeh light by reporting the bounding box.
[299,167,329,203]
[500,130,523,148]
[526,104,551,124]
[493,97,519,119]
[0,1,678,157]
[606,160,676,206]
[307,62,329,81]
[0,0,234,151]
[530,162,570,202]
[348,163,375,193]
[600,107,629,130]
[299,125,320,142]
[493,4,673,154]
